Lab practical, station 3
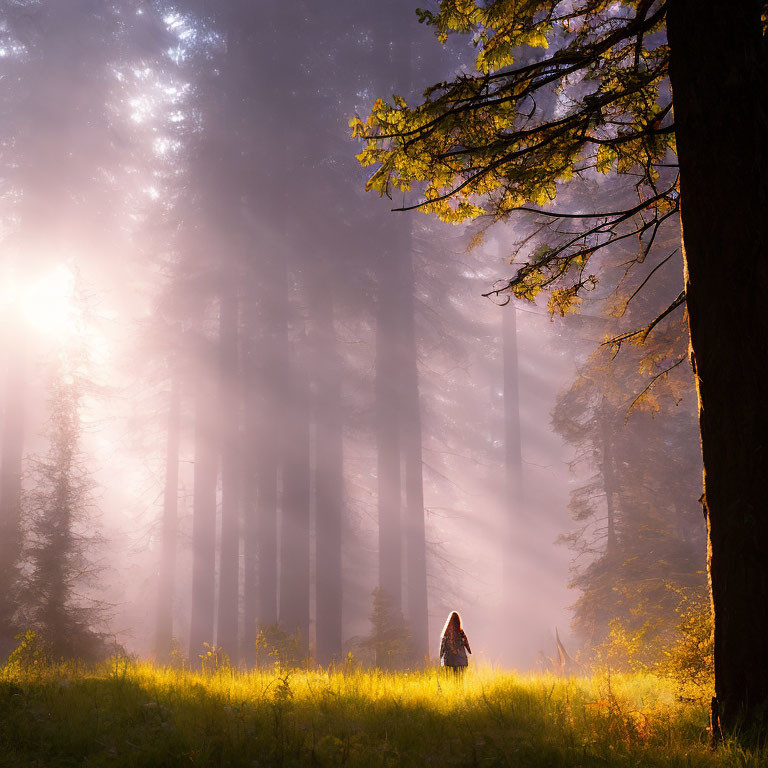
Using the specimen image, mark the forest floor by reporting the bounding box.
[1,661,764,767]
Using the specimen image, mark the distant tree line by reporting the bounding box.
[0,0,528,671]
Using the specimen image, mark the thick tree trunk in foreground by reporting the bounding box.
[0,341,25,654]
[216,288,240,663]
[189,346,218,658]
[313,287,343,666]
[668,0,768,734]
[155,376,180,662]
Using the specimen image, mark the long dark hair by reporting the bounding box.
[441,610,462,638]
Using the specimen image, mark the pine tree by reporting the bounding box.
[553,335,706,665]
[360,588,413,670]
[24,351,106,660]
[0,337,26,657]
[353,0,768,733]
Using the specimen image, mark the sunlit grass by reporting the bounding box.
[0,660,762,767]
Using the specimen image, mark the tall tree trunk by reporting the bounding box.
[241,259,285,661]
[401,248,429,662]
[250,251,289,647]
[279,332,311,651]
[312,285,343,666]
[189,342,218,658]
[371,0,418,618]
[0,340,25,654]
[242,291,263,664]
[255,382,280,635]
[502,306,523,609]
[216,286,240,663]
[599,397,618,558]
[667,0,768,734]
[376,261,403,612]
[155,375,180,662]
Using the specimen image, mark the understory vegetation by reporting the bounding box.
[0,652,757,768]
[591,590,714,700]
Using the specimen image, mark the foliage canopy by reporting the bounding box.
[352,0,683,315]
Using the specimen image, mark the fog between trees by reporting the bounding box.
[0,0,703,669]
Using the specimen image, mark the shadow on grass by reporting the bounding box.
[0,669,740,768]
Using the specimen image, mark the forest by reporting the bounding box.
[0,0,766,765]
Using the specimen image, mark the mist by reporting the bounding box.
[0,0,703,673]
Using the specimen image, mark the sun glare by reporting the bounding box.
[23,265,79,338]
[0,264,115,372]
[0,264,84,343]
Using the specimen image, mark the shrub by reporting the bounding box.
[3,630,48,673]
[658,593,714,700]
[255,624,307,669]
[357,588,413,670]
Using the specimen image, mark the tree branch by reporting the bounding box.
[625,354,687,419]
[606,290,686,351]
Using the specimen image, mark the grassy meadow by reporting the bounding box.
[0,660,762,768]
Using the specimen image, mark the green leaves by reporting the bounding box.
[353,0,677,314]
[417,0,556,69]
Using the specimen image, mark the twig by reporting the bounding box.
[625,354,687,419]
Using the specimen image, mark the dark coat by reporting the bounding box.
[440,629,471,667]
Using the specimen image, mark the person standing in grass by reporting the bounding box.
[439,611,471,676]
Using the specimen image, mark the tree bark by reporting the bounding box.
[216,286,241,663]
[155,375,180,662]
[668,0,768,734]
[312,286,344,666]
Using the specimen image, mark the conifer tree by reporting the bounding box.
[553,328,705,664]
[0,338,26,657]
[24,348,106,660]
[361,588,413,670]
[354,0,768,732]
